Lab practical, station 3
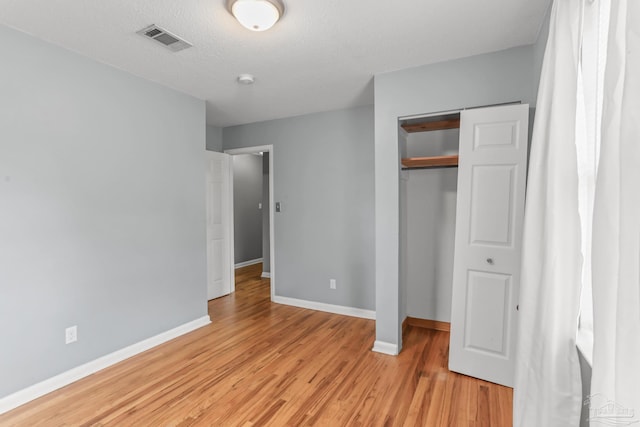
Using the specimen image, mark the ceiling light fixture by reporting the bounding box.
[226,0,285,32]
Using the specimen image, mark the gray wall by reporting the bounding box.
[206,125,223,152]
[223,106,375,310]
[374,45,537,349]
[232,154,263,264]
[262,153,271,274]
[0,24,207,398]
[402,130,458,322]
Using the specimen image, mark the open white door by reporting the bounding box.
[449,103,529,387]
[206,151,233,300]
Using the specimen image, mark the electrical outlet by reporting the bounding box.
[330,279,336,290]
[65,326,77,344]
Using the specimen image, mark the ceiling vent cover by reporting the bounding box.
[137,24,192,52]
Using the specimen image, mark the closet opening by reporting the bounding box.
[399,111,460,335]
[398,103,529,387]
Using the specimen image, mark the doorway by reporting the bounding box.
[225,145,276,300]
[231,153,267,270]
[398,104,529,387]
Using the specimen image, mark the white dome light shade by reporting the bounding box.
[227,0,284,32]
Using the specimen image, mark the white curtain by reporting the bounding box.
[590,0,640,422]
[513,0,585,425]
[516,0,640,425]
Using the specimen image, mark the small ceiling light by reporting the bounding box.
[226,0,285,32]
[237,74,255,85]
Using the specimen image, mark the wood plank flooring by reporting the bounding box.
[0,263,512,426]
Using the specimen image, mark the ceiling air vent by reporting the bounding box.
[137,24,192,52]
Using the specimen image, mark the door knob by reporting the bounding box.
[486,258,494,265]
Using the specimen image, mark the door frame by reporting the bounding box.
[224,145,276,301]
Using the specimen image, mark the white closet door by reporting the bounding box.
[206,151,233,301]
[449,104,529,387]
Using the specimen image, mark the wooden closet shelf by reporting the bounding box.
[401,118,460,133]
[401,155,459,168]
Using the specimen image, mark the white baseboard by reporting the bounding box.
[0,315,211,415]
[272,295,375,320]
[372,340,399,356]
[261,272,271,278]
[234,258,263,268]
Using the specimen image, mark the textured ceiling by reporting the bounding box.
[0,0,551,127]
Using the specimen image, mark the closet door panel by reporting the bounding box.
[464,270,511,355]
[469,165,516,246]
[449,104,528,388]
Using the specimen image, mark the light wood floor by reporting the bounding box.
[0,264,512,426]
